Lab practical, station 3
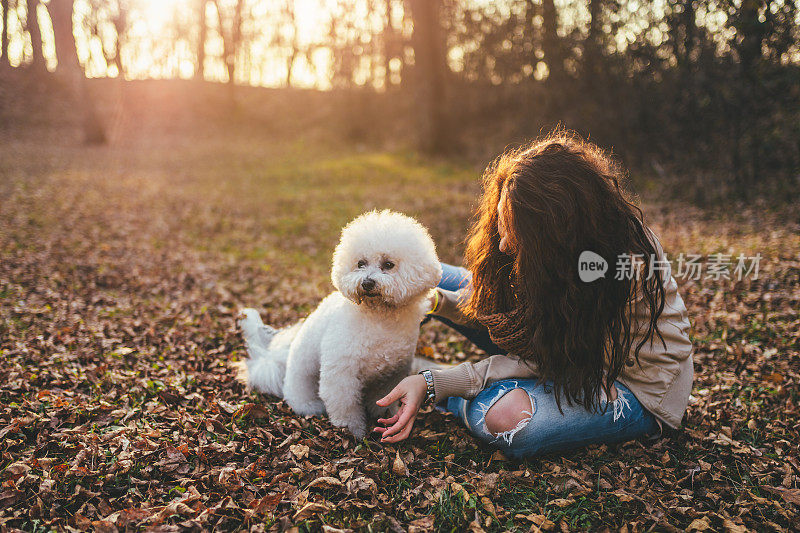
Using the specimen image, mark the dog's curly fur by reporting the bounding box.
[237,210,442,438]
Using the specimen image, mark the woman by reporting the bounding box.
[373,132,693,459]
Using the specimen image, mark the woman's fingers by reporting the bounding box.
[373,407,403,434]
[394,424,414,442]
[380,404,416,439]
[379,417,407,439]
[376,413,400,426]
[376,384,404,407]
[380,415,417,443]
[380,423,407,442]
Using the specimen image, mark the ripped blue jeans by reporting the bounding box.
[433,263,660,459]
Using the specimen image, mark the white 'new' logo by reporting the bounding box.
[578,251,608,282]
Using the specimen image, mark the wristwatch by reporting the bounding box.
[418,369,436,406]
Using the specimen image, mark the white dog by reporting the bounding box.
[237,210,442,438]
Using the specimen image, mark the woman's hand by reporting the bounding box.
[373,374,428,443]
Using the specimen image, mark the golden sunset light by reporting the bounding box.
[11,0,789,90]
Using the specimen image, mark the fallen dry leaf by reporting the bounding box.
[687,517,711,531]
[308,476,345,490]
[392,451,409,477]
[290,444,310,460]
[549,498,575,508]
[408,515,435,533]
[762,486,800,505]
[722,519,748,533]
[293,501,332,521]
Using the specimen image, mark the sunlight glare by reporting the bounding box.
[139,0,186,30]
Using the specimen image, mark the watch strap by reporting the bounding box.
[419,369,436,406]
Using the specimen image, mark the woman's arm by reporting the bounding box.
[374,354,538,443]
[430,354,539,402]
[433,287,484,329]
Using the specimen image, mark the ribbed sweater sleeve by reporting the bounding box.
[430,354,539,402]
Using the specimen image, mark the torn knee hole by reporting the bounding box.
[484,388,535,437]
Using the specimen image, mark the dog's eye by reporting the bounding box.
[357,259,367,268]
[382,260,395,270]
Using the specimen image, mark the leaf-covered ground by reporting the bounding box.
[1,115,799,532]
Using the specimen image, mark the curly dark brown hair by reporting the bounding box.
[462,131,666,412]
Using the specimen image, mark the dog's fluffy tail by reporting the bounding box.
[235,308,300,398]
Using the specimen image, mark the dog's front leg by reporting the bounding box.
[318,358,367,439]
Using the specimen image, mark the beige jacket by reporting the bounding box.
[429,241,694,429]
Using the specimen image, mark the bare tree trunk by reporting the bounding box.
[397,3,409,89]
[285,49,296,87]
[229,0,241,84]
[681,0,697,94]
[681,0,696,66]
[49,0,106,144]
[736,0,765,195]
[408,0,449,153]
[383,0,392,88]
[195,0,206,80]
[213,0,242,85]
[26,0,45,71]
[585,0,601,78]
[541,0,561,82]
[50,0,79,70]
[522,0,539,122]
[111,1,126,76]
[524,0,536,62]
[284,1,297,87]
[2,0,12,66]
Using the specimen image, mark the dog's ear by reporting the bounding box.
[427,261,443,288]
[330,237,347,291]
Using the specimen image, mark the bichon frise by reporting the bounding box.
[237,210,441,438]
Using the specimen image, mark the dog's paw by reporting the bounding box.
[347,421,367,440]
[289,399,327,417]
[328,413,367,439]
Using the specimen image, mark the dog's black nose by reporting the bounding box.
[361,278,376,292]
